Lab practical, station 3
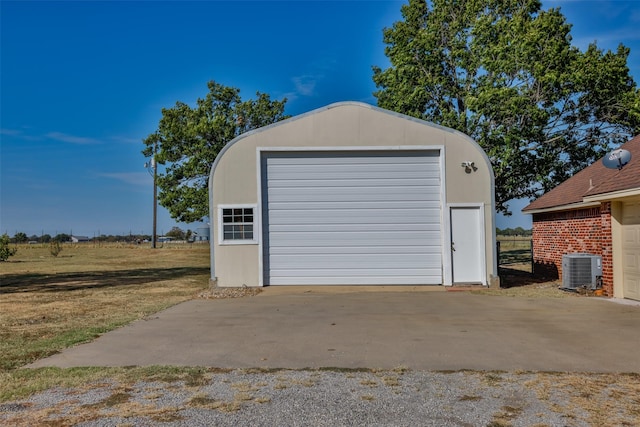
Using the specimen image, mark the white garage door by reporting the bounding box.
[262,151,442,285]
[622,201,640,301]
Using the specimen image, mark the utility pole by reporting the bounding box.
[152,150,157,249]
[145,142,158,249]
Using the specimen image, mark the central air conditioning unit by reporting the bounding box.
[561,253,602,290]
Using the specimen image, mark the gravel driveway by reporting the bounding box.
[6,289,640,425]
[3,368,638,426]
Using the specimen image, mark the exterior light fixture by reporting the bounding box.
[461,161,477,173]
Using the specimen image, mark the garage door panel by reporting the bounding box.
[263,151,442,285]
[268,163,433,175]
[267,153,439,164]
[268,232,442,246]
[624,253,638,269]
[267,189,441,203]
[270,268,443,277]
[272,276,439,285]
[269,223,441,232]
[267,157,439,168]
[621,208,640,300]
[270,254,441,269]
[268,212,441,226]
[268,246,442,255]
[267,201,441,210]
[268,178,441,188]
[267,170,441,180]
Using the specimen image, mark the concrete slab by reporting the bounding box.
[28,291,640,372]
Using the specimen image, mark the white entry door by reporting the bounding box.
[450,206,484,284]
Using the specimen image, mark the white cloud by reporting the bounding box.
[110,135,142,145]
[0,128,22,136]
[292,75,319,96]
[46,132,101,145]
[0,128,41,141]
[98,172,151,186]
[289,56,337,98]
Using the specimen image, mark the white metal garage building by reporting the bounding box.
[209,102,498,288]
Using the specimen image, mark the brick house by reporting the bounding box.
[522,135,640,301]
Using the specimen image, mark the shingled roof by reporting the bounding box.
[523,135,640,212]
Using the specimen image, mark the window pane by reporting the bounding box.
[222,206,255,241]
[222,208,232,223]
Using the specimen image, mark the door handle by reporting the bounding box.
[451,242,456,252]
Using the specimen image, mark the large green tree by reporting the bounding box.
[373,0,640,213]
[143,80,288,223]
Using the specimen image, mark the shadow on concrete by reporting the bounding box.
[0,267,210,294]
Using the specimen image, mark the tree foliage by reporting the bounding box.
[143,80,289,223]
[373,0,640,213]
[0,233,18,261]
[53,233,70,243]
[165,226,186,240]
[496,226,531,236]
[12,232,28,244]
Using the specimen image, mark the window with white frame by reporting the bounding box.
[219,206,256,243]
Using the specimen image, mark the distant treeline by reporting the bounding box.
[5,232,153,244]
[5,226,194,244]
[496,227,532,237]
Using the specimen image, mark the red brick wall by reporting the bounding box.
[532,203,613,295]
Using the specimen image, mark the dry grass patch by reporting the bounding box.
[481,372,505,387]
[458,394,482,401]
[231,381,261,393]
[524,372,640,426]
[187,393,247,413]
[188,393,222,408]
[1,366,217,403]
[4,385,184,427]
[488,404,524,427]
[84,390,132,409]
[0,244,218,402]
[0,245,210,372]
[382,376,400,387]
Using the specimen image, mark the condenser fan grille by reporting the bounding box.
[562,254,602,290]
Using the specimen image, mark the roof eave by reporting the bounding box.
[582,187,640,203]
[522,201,601,215]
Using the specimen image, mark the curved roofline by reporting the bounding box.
[208,101,497,280]
[209,101,495,189]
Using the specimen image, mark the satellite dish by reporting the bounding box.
[602,149,631,170]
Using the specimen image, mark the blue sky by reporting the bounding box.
[1,0,639,237]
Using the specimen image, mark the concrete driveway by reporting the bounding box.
[28,288,640,372]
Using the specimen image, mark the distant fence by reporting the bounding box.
[497,237,533,273]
